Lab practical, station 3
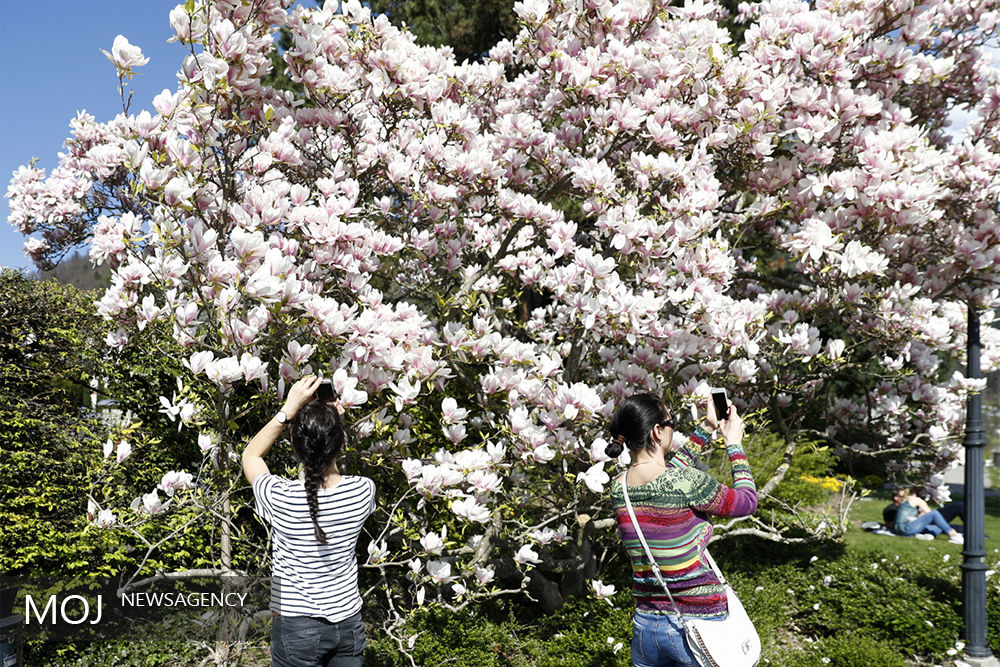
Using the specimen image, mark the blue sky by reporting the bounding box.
[0,0,181,271]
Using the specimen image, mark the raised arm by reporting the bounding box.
[242,375,321,484]
[668,427,714,470]
[689,404,757,517]
[668,394,728,470]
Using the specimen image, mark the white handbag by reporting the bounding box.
[620,473,761,667]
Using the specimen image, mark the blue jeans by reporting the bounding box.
[271,612,365,667]
[632,611,726,667]
[902,509,954,537]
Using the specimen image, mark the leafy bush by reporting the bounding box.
[33,640,213,667]
[365,596,633,666]
[770,443,842,509]
[772,634,906,667]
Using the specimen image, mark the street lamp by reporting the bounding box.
[961,300,999,666]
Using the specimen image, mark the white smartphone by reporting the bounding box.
[710,388,729,420]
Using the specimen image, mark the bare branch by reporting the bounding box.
[119,568,246,596]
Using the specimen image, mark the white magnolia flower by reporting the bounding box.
[106,34,149,70]
[159,393,194,423]
[515,544,541,565]
[420,531,445,555]
[116,439,132,463]
[592,580,616,599]
[184,350,214,375]
[475,566,495,586]
[577,462,610,493]
[94,508,116,528]
[142,490,164,514]
[590,437,611,462]
[441,397,469,425]
[530,527,557,546]
[198,432,215,454]
[451,497,491,523]
[367,540,388,564]
[159,470,195,496]
[426,560,455,584]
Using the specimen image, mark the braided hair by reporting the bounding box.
[606,393,671,459]
[289,400,346,544]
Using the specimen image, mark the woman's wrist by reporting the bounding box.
[693,425,715,441]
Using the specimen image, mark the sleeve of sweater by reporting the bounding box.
[681,443,757,517]
[668,428,713,470]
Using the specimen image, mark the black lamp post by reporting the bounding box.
[961,300,999,664]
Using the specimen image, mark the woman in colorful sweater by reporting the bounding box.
[607,393,757,667]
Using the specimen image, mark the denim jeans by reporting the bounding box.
[632,611,726,667]
[271,612,365,667]
[903,509,953,537]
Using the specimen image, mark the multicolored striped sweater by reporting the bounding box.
[609,428,757,619]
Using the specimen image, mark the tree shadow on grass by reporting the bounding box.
[716,534,847,574]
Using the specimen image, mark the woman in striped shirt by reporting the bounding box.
[243,375,376,667]
[607,393,757,667]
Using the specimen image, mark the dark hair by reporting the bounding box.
[606,393,672,459]
[290,400,346,544]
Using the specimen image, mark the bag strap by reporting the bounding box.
[702,547,727,586]
[619,472,730,620]
[619,472,689,624]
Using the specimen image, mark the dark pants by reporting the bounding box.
[939,501,964,525]
[271,612,365,667]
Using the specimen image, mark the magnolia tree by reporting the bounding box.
[8,0,1000,651]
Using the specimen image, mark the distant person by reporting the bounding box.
[883,492,963,531]
[243,375,375,667]
[891,488,963,544]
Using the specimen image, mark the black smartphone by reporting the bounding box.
[711,388,729,420]
[315,379,336,402]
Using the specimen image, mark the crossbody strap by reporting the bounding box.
[702,548,727,586]
[619,472,729,624]
[619,472,689,623]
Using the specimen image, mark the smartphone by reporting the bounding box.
[315,379,336,402]
[711,388,729,420]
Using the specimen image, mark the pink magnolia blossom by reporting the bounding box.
[451,497,491,523]
[9,0,1000,619]
[419,531,445,555]
[159,470,195,496]
[140,490,165,515]
[426,560,455,584]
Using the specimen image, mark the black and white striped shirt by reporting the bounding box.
[253,473,376,622]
